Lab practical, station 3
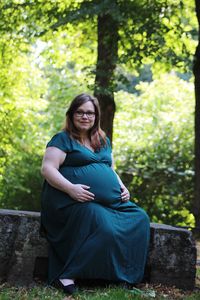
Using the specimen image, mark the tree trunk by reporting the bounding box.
[193,0,200,231]
[94,13,119,142]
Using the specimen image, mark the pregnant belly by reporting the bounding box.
[60,163,122,204]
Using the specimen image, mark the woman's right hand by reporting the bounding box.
[68,184,95,202]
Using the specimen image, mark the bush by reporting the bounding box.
[113,73,194,227]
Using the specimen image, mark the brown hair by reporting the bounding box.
[64,93,106,150]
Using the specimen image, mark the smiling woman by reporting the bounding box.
[73,102,96,134]
[40,93,150,295]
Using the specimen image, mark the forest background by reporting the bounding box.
[0,0,199,228]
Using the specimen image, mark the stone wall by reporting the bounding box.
[0,209,197,289]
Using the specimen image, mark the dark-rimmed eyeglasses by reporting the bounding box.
[74,110,96,119]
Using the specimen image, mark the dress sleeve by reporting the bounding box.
[106,137,112,152]
[106,137,112,150]
[46,131,72,152]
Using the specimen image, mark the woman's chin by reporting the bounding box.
[78,126,91,132]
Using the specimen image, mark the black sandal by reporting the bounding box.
[62,283,77,295]
[54,279,77,295]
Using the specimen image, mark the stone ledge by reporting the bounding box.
[0,209,197,290]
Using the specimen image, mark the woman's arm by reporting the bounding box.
[41,147,94,202]
[111,153,130,202]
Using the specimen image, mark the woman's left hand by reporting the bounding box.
[121,185,130,202]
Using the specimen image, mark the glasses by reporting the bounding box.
[74,110,96,119]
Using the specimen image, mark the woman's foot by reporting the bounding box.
[61,283,76,295]
[56,278,77,295]
[59,278,74,286]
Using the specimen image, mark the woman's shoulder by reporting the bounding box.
[53,130,70,138]
[50,130,72,141]
[47,130,72,151]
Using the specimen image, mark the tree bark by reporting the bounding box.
[193,0,200,231]
[94,13,119,142]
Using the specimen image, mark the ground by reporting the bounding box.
[0,240,200,300]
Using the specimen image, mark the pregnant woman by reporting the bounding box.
[40,93,150,295]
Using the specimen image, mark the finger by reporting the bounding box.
[84,190,95,197]
[122,197,129,202]
[82,195,94,200]
[76,199,84,202]
[76,196,88,202]
[121,198,127,202]
[78,197,92,202]
[121,191,127,197]
[121,192,129,198]
[122,197,128,202]
[79,193,94,201]
[81,185,91,189]
[85,193,95,199]
[121,194,129,200]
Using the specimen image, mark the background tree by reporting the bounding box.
[94,11,118,140]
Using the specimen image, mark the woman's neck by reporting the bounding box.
[79,134,95,151]
[80,132,88,138]
[80,133,90,143]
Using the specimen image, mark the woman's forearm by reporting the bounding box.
[41,165,73,193]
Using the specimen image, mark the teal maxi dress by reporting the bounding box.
[41,131,150,285]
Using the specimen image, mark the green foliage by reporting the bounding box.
[0,24,93,211]
[0,0,197,227]
[113,73,194,226]
[38,22,96,132]
[0,0,197,73]
[0,40,49,211]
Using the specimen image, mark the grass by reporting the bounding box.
[1,264,200,299]
[0,285,145,300]
[0,283,200,300]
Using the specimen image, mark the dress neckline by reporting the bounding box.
[64,131,97,153]
[72,136,96,153]
[78,142,96,153]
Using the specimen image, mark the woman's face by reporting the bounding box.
[73,101,96,134]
